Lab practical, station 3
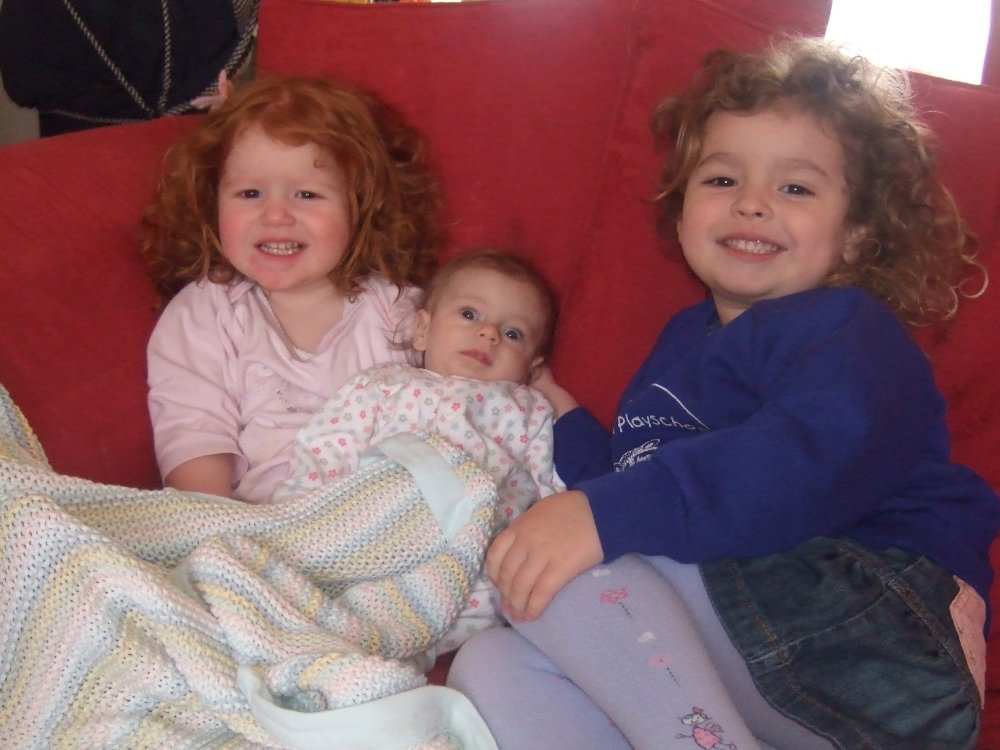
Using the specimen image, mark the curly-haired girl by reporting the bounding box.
[450,38,998,750]
[142,76,443,503]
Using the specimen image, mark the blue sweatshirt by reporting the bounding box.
[555,287,999,617]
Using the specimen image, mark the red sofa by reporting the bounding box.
[1,0,997,745]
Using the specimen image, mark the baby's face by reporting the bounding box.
[414,267,546,383]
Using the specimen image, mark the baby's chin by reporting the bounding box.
[435,366,526,384]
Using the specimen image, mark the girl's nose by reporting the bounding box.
[262,196,294,224]
[731,187,770,219]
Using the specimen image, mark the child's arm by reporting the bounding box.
[514,384,567,500]
[486,488,603,621]
[530,365,579,418]
[164,453,235,497]
[529,366,619,485]
[148,285,244,497]
[536,291,958,600]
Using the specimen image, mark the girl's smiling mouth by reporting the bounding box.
[721,237,783,255]
[258,241,304,256]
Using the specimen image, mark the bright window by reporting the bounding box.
[825,0,992,84]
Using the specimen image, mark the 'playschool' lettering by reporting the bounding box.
[617,413,704,432]
[615,383,710,435]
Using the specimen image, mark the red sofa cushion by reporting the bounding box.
[0,116,197,488]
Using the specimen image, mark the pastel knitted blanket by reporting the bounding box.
[0,385,500,749]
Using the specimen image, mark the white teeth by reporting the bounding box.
[724,238,779,254]
[258,242,302,256]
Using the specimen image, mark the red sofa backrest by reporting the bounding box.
[256,0,1000,473]
[257,0,833,425]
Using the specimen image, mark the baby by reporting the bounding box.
[276,250,565,653]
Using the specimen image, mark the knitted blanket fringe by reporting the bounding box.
[0,385,500,749]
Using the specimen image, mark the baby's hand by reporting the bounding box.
[486,490,603,621]
[529,365,579,418]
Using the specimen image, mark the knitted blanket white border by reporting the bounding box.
[0,385,500,749]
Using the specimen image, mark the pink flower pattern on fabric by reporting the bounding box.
[600,586,633,619]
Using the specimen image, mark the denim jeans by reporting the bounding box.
[700,537,982,749]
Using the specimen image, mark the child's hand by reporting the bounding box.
[529,365,579,418]
[487,489,603,621]
[190,69,235,111]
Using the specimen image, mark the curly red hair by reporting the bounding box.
[652,37,986,327]
[141,76,443,299]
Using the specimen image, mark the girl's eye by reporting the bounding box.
[703,176,735,188]
[238,189,261,199]
[460,307,477,321]
[503,327,524,342]
[296,190,319,200]
[781,183,814,196]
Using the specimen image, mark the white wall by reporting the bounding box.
[825,0,991,84]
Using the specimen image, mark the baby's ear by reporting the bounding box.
[525,355,545,384]
[413,310,431,352]
[842,225,870,263]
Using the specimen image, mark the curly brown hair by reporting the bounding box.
[652,37,986,327]
[140,76,443,300]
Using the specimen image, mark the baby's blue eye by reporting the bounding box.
[781,183,813,196]
[503,327,524,342]
[460,307,477,321]
[296,190,319,200]
[238,189,261,199]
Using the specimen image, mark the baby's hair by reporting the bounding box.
[652,36,986,326]
[141,76,443,300]
[420,250,559,362]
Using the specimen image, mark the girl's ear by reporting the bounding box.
[413,309,431,352]
[842,225,869,263]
